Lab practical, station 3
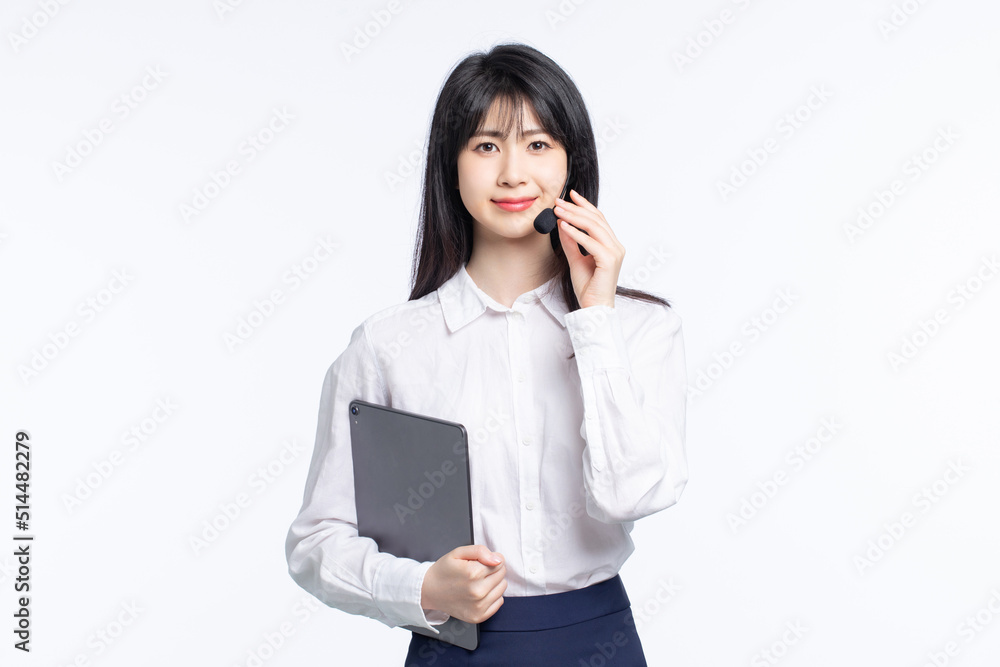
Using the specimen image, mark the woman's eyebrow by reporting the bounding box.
[471,128,550,139]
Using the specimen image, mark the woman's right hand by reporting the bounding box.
[420,545,507,624]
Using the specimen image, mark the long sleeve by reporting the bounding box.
[284,321,451,633]
[564,302,689,524]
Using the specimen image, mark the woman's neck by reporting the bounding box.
[465,246,557,309]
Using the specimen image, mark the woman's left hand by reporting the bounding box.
[554,189,625,309]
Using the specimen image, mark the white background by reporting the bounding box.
[2,0,999,665]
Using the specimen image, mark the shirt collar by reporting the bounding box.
[437,263,569,332]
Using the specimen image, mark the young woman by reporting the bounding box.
[285,43,688,666]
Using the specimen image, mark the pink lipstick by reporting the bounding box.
[492,197,537,212]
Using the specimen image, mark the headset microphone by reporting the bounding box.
[533,155,589,256]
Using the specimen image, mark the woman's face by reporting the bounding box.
[456,99,568,243]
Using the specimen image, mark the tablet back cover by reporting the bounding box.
[349,399,479,650]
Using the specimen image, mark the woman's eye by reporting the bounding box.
[473,141,550,153]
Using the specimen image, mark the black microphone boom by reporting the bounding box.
[533,155,589,256]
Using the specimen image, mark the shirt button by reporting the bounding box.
[521,436,532,446]
[529,565,538,574]
[526,502,535,510]
[516,372,526,382]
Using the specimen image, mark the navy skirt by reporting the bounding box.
[403,574,647,666]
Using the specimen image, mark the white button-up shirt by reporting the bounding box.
[285,263,688,635]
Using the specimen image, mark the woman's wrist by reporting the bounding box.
[420,567,438,611]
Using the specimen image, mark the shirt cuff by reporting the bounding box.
[372,557,450,634]
[564,305,631,373]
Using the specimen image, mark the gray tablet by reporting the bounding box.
[348,399,479,651]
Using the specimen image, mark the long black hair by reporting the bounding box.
[408,42,672,317]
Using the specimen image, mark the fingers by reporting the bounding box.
[554,199,616,249]
[454,544,502,566]
[475,588,506,623]
[559,220,598,256]
[560,190,605,227]
[480,548,502,566]
[477,575,507,622]
[483,562,506,584]
[563,190,624,247]
[556,214,606,256]
[554,195,603,230]
[566,188,598,213]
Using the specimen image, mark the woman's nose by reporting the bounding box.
[497,156,526,187]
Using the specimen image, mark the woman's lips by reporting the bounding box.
[492,198,537,212]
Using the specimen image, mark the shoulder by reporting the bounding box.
[351,290,444,347]
[327,292,441,377]
[321,290,448,399]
